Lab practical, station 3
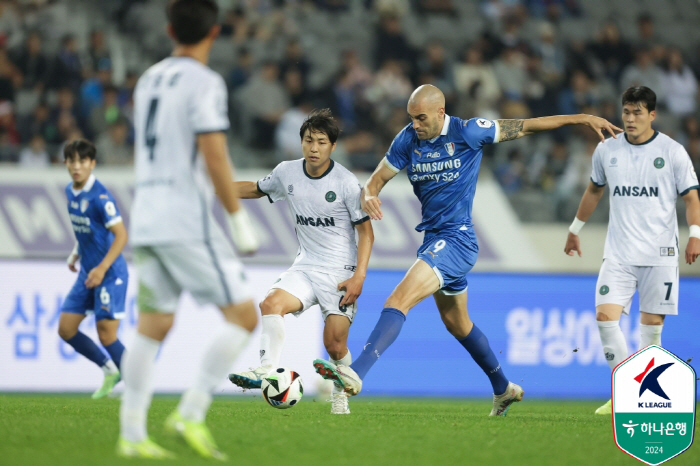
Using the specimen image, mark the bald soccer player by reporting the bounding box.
[313,85,622,416]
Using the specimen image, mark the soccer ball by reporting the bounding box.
[261,368,304,409]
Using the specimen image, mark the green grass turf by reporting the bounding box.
[0,394,697,466]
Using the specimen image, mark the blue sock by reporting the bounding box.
[64,332,109,368]
[103,339,125,370]
[350,308,406,380]
[458,324,509,395]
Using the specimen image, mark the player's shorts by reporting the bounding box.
[270,267,356,322]
[595,259,679,315]
[134,238,251,313]
[417,226,478,295]
[62,272,127,321]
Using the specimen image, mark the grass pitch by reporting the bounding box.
[1,394,697,466]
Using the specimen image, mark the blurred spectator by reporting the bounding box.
[118,70,138,108]
[687,137,700,179]
[587,21,633,83]
[528,0,581,21]
[329,51,374,134]
[0,128,17,161]
[533,22,565,85]
[80,57,113,119]
[11,31,49,92]
[55,127,84,162]
[374,14,416,76]
[18,133,49,167]
[96,118,133,165]
[0,100,19,145]
[50,34,84,93]
[228,47,254,91]
[278,39,310,90]
[87,30,110,75]
[275,100,314,161]
[0,48,19,102]
[364,59,413,121]
[660,48,698,117]
[493,46,528,101]
[620,47,664,99]
[89,85,123,137]
[494,147,526,194]
[282,68,306,108]
[453,44,501,117]
[0,1,22,50]
[417,41,455,106]
[416,0,456,15]
[481,0,521,28]
[18,101,58,144]
[558,69,598,115]
[635,13,660,48]
[239,61,291,150]
[50,87,88,139]
[677,115,700,148]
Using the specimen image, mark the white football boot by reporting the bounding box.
[489,382,524,416]
[313,359,362,396]
[228,365,272,389]
[330,384,350,414]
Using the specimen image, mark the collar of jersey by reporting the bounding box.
[71,174,96,196]
[624,130,658,146]
[427,115,451,143]
[303,159,334,180]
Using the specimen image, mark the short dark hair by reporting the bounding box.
[299,109,340,144]
[622,86,656,112]
[167,0,219,45]
[64,139,96,161]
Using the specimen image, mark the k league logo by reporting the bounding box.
[612,345,696,465]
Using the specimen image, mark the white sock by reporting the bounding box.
[119,333,161,443]
[101,359,119,375]
[178,321,250,422]
[640,323,663,348]
[259,315,284,369]
[597,320,628,371]
[332,349,352,366]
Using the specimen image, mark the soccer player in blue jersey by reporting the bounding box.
[59,139,129,399]
[314,84,622,416]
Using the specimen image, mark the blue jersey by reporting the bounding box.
[385,115,498,231]
[65,174,128,279]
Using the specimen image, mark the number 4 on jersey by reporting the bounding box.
[145,98,159,160]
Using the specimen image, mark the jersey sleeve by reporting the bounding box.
[189,73,230,134]
[96,192,123,228]
[672,145,699,196]
[384,132,410,172]
[256,164,286,203]
[460,118,499,149]
[343,177,370,225]
[590,143,607,186]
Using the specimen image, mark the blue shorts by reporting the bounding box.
[62,272,128,321]
[417,227,478,295]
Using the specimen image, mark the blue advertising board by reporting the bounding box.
[346,271,700,399]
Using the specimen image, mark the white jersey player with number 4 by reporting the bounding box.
[228,109,374,415]
[564,86,700,416]
[118,1,259,461]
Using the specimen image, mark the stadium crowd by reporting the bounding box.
[1,0,700,222]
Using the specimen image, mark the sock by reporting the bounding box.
[332,349,352,366]
[457,324,509,395]
[597,320,628,371]
[639,323,663,348]
[350,308,405,380]
[120,333,161,443]
[64,332,109,368]
[178,322,250,423]
[103,339,125,370]
[259,315,284,369]
[102,359,119,376]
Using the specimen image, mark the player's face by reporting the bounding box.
[622,102,656,140]
[65,155,96,188]
[301,129,336,175]
[407,101,444,140]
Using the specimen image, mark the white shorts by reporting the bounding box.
[595,259,679,316]
[134,239,251,313]
[271,267,356,322]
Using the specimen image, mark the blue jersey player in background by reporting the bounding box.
[59,139,129,399]
[314,85,622,416]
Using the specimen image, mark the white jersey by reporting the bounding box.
[257,159,369,272]
[130,56,230,245]
[591,131,699,266]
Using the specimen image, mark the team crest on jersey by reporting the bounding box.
[610,157,617,166]
[288,184,294,194]
[476,118,492,128]
[654,157,665,169]
[444,142,455,156]
[600,285,609,295]
[325,191,336,202]
[80,199,89,213]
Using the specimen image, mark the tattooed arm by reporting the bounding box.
[496,115,623,143]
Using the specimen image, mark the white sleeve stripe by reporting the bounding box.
[105,216,123,228]
[492,120,500,144]
[383,156,400,173]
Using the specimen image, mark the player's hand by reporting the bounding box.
[685,237,700,264]
[226,207,259,255]
[85,265,106,288]
[338,275,364,306]
[583,115,623,142]
[361,188,382,220]
[564,232,582,257]
[67,243,79,272]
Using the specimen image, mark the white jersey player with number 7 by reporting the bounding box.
[118,0,259,460]
[228,109,374,415]
[564,86,700,416]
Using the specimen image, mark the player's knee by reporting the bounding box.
[596,312,615,322]
[96,328,117,346]
[324,341,346,361]
[260,298,285,316]
[57,323,77,341]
